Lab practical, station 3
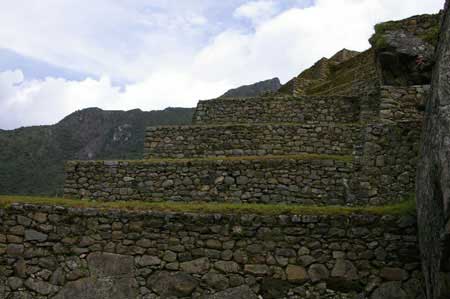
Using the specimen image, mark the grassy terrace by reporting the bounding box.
[68,153,354,164]
[146,122,363,129]
[0,195,416,216]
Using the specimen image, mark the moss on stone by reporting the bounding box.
[420,25,440,46]
[0,195,416,216]
[374,21,403,35]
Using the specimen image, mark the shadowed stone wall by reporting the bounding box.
[379,85,430,122]
[352,121,422,205]
[64,156,352,204]
[0,204,424,299]
[144,123,360,159]
[192,96,360,125]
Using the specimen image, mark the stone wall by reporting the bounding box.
[0,203,424,299]
[379,85,429,122]
[64,156,352,205]
[192,96,360,125]
[144,124,360,159]
[354,121,422,205]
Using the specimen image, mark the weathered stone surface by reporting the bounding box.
[331,259,358,281]
[147,271,198,297]
[244,264,270,275]
[64,157,352,205]
[416,3,450,299]
[370,282,407,299]
[53,277,138,299]
[87,252,134,277]
[24,229,48,242]
[145,123,356,159]
[0,202,424,298]
[180,257,210,274]
[136,255,161,267]
[286,265,309,283]
[308,264,330,282]
[24,278,59,295]
[214,261,240,273]
[380,267,408,281]
[8,277,24,290]
[261,277,292,299]
[203,272,229,290]
[204,285,258,299]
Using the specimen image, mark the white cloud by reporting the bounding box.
[194,0,443,84]
[0,0,445,129]
[234,1,279,25]
[0,69,230,129]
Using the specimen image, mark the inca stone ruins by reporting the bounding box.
[2,12,449,299]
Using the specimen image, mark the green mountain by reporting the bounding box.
[0,107,194,196]
[220,78,281,97]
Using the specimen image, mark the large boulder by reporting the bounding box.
[147,271,198,297]
[370,14,439,86]
[53,252,138,299]
[53,277,138,299]
[370,282,407,299]
[416,2,450,299]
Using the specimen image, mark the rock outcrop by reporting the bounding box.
[416,1,450,298]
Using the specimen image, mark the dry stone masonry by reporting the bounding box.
[143,123,359,159]
[192,96,360,125]
[64,11,437,205]
[0,203,424,299]
[65,156,352,204]
[1,12,440,298]
[64,82,427,205]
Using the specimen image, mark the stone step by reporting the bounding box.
[144,123,361,159]
[192,95,359,125]
[64,154,352,205]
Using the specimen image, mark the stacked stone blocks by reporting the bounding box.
[65,83,427,205]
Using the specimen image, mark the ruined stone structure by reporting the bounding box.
[0,203,422,299]
[0,12,442,299]
[64,12,435,206]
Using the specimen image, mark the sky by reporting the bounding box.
[0,0,444,129]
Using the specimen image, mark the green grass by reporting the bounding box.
[148,122,363,129]
[0,195,416,216]
[69,153,354,164]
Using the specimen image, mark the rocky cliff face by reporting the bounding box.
[220,78,281,97]
[416,2,450,298]
[0,107,194,196]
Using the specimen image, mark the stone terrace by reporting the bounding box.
[64,13,435,205]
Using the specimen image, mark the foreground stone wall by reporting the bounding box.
[354,121,422,204]
[144,124,360,159]
[0,204,423,299]
[64,156,352,204]
[379,85,429,122]
[192,96,360,125]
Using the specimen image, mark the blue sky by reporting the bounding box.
[0,0,444,129]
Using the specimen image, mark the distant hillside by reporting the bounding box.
[220,78,281,97]
[0,107,194,196]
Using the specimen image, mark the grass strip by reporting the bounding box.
[68,153,353,164]
[0,195,416,216]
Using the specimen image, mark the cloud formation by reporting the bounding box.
[0,0,444,129]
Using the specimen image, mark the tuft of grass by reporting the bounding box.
[0,195,416,216]
[69,153,354,164]
[374,21,402,35]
